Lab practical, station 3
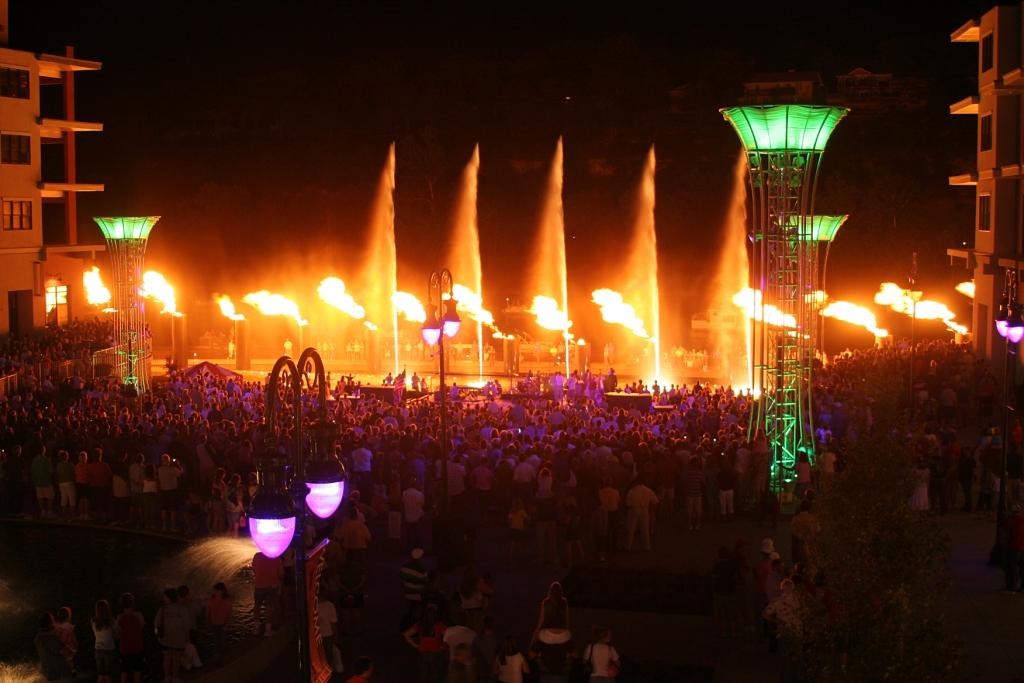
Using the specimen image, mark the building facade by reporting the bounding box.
[0,5,103,336]
[948,4,1024,365]
[827,67,928,114]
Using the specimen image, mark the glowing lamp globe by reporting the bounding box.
[1007,307,1024,344]
[421,320,441,346]
[250,516,295,559]
[996,319,1009,338]
[304,459,347,519]
[442,301,461,338]
[306,481,345,519]
[248,490,296,559]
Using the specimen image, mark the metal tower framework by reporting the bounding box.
[721,105,846,489]
[94,216,160,393]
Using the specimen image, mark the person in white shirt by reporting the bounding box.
[350,444,373,498]
[442,623,477,663]
[402,480,426,549]
[582,626,620,681]
[494,634,530,683]
[624,480,659,551]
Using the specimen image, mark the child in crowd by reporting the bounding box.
[206,582,233,665]
[52,606,77,676]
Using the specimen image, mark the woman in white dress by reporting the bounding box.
[910,459,930,511]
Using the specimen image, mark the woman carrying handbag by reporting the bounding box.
[581,627,620,682]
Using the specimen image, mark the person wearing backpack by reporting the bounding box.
[581,627,620,682]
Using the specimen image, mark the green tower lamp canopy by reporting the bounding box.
[93,216,161,240]
[786,215,848,242]
[720,105,847,152]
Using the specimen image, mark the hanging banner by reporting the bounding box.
[307,538,332,683]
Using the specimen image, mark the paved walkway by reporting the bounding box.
[323,507,1023,682]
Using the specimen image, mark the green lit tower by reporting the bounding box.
[94,217,160,393]
[720,105,846,489]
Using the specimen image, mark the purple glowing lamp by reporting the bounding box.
[248,490,296,559]
[304,459,347,519]
[442,299,461,338]
[250,516,296,559]
[421,316,442,346]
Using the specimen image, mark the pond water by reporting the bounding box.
[0,523,256,678]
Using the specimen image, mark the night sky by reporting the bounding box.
[9,1,994,347]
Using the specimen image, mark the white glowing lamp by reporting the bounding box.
[996,319,1009,338]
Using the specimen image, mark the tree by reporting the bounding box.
[801,369,961,681]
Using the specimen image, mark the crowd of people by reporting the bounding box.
[1,319,1007,681]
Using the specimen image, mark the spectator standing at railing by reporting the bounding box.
[31,448,55,519]
[55,450,75,520]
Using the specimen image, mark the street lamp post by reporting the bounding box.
[908,252,919,423]
[247,348,346,683]
[422,269,461,520]
[992,267,1023,565]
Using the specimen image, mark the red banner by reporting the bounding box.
[307,539,332,683]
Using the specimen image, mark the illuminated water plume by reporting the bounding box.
[359,144,400,372]
[527,138,570,375]
[446,145,488,379]
[711,151,751,387]
[625,146,660,381]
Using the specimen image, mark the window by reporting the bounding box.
[0,133,30,164]
[0,67,29,99]
[982,33,994,72]
[981,114,993,151]
[1,199,32,231]
[45,282,68,325]
[978,194,992,231]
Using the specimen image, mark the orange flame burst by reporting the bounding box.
[391,291,426,323]
[955,281,975,299]
[591,288,649,338]
[318,277,366,320]
[874,282,967,335]
[530,295,572,332]
[83,266,111,306]
[821,301,888,337]
[242,290,307,326]
[215,295,245,321]
[140,271,180,316]
[732,288,796,328]
[449,284,495,326]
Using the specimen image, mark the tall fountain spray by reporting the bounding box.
[359,144,400,374]
[528,138,571,377]
[710,151,752,388]
[447,145,485,381]
[626,146,660,382]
